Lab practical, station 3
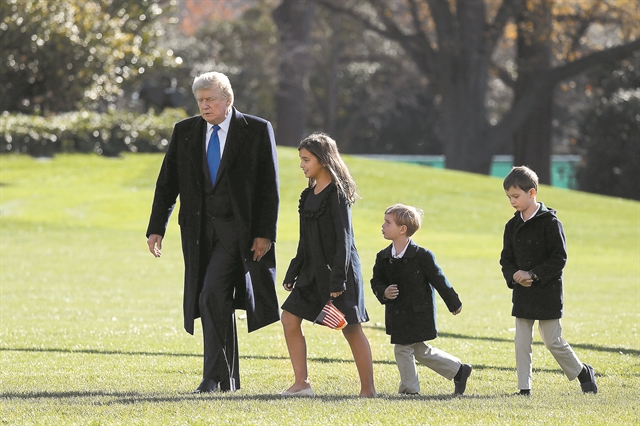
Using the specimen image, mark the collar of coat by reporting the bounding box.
[187,107,251,185]
[379,239,419,260]
[512,202,557,222]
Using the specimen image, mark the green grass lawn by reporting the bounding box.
[1,150,638,425]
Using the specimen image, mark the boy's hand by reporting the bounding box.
[283,282,294,292]
[452,306,462,315]
[513,270,533,287]
[384,284,399,300]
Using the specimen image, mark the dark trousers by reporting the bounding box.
[199,217,242,391]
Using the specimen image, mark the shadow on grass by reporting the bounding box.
[0,347,201,358]
[106,393,466,405]
[0,391,146,400]
[3,328,637,361]
[0,348,608,379]
[365,326,640,356]
[0,391,493,404]
[105,392,496,405]
[437,331,640,356]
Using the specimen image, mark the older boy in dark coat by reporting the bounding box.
[371,204,472,395]
[500,166,597,396]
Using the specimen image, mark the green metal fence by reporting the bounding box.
[357,155,580,189]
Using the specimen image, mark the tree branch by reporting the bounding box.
[490,62,517,89]
[317,0,389,38]
[488,38,640,149]
[319,0,436,76]
[405,0,436,63]
[425,0,455,49]
[567,0,603,57]
[486,0,525,51]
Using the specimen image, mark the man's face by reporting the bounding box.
[195,87,231,124]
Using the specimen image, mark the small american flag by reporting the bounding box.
[315,300,348,330]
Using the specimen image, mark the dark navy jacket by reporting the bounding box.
[500,202,566,320]
[371,240,461,345]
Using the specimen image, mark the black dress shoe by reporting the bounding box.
[454,364,472,395]
[579,364,598,394]
[192,378,218,394]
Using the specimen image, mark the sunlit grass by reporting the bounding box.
[1,151,638,425]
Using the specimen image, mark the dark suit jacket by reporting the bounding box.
[146,107,280,334]
[371,241,461,344]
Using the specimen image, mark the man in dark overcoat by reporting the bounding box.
[146,71,280,393]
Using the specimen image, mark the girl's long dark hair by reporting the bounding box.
[298,133,359,205]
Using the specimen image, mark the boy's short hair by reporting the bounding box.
[503,166,539,192]
[385,204,424,237]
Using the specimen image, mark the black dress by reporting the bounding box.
[282,183,369,325]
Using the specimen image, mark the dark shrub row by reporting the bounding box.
[0,109,188,157]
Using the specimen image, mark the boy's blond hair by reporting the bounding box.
[385,204,424,237]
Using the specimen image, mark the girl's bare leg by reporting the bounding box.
[281,310,312,392]
[342,323,377,397]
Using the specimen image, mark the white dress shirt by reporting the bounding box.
[392,239,411,259]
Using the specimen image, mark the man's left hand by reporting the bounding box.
[251,237,272,262]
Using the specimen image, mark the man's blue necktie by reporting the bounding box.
[207,124,221,185]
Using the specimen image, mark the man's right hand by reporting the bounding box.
[147,234,163,258]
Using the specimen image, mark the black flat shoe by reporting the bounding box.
[192,378,218,394]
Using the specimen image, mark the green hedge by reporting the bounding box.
[0,109,188,157]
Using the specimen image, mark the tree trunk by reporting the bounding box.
[440,0,493,174]
[319,0,640,175]
[513,0,553,184]
[272,0,315,147]
[324,13,341,137]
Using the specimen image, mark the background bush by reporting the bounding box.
[0,108,188,157]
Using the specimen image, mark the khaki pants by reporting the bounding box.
[515,318,583,390]
[394,342,461,394]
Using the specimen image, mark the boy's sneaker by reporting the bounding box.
[454,364,472,395]
[514,389,531,396]
[579,364,598,394]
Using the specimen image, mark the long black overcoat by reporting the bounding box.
[371,240,461,345]
[146,108,280,334]
[500,203,566,320]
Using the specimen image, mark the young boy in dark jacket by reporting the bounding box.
[500,166,598,396]
[371,204,472,395]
